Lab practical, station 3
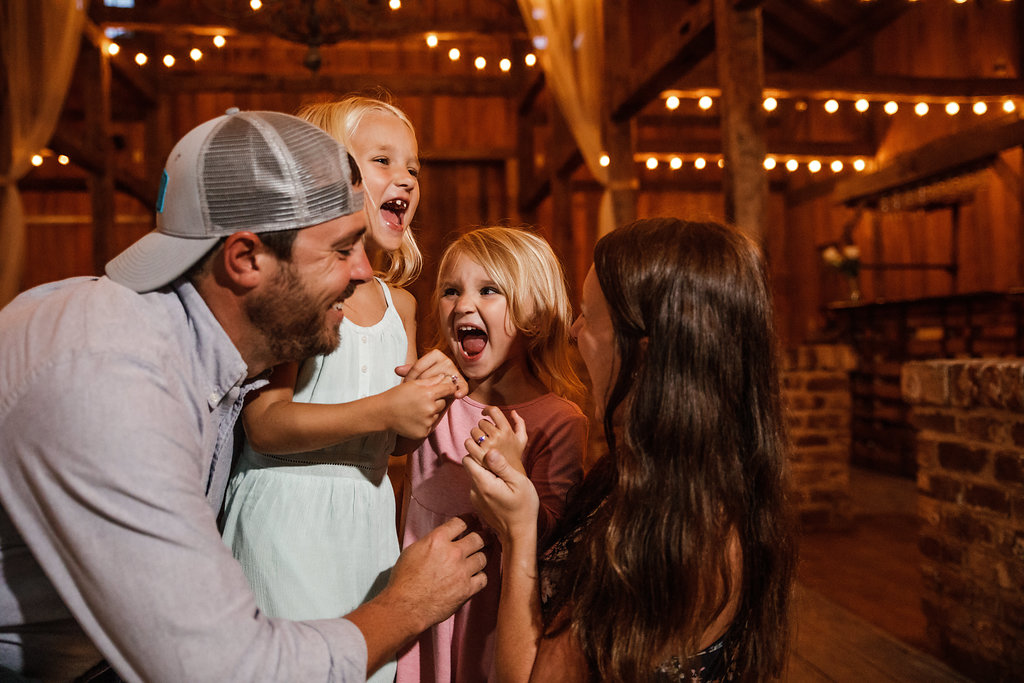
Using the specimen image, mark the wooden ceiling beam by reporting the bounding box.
[161,72,516,97]
[81,19,157,105]
[609,1,717,122]
[90,6,526,41]
[798,0,909,69]
[661,73,1024,102]
[49,127,157,207]
[834,111,1024,205]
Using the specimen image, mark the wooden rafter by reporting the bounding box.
[834,111,1024,206]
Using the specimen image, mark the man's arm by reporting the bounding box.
[0,352,481,681]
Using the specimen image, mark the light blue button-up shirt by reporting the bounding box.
[0,276,366,681]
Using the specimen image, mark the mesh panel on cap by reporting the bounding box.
[201,111,359,234]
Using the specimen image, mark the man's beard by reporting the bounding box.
[246,263,343,364]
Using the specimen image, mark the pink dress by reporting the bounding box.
[397,393,587,683]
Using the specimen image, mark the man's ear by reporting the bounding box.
[220,232,265,288]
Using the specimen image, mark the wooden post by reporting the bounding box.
[84,38,114,275]
[713,0,767,243]
[603,0,636,234]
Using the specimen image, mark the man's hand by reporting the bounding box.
[346,518,487,675]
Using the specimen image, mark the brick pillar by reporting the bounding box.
[902,359,1024,681]
[782,344,856,530]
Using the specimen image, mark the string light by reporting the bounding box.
[426,33,438,48]
[945,101,960,115]
[134,52,147,66]
[884,100,898,114]
[474,56,486,69]
[665,95,680,110]
[808,160,822,173]
[190,48,203,62]
[448,48,460,61]
[763,97,778,112]
[1004,100,1017,112]
[389,0,401,9]
[163,54,175,67]
[694,157,707,170]
[853,158,866,171]
[831,160,844,173]
[855,98,869,112]
[763,157,777,170]
[58,155,70,165]
[106,42,120,56]
[824,99,839,114]
[249,0,261,10]
[499,58,511,72]
[598,154,610,167]
[213,35,226,48]
[670,156,683,170]
[973,101,988,115]
[31,154,43,167]
[698,96,713,110]
[524,53,537,67]
[915,101,929,116]
[646,157,658,170]
[786,159,799,172]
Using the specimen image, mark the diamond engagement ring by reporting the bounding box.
[476,435,486,445]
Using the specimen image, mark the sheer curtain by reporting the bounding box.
[516,0,618,236]
[0,0,86,306]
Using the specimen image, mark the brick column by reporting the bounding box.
[782,344,856,530]
[902,359,1024,681]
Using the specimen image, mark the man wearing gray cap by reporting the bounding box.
[0,110,485,681]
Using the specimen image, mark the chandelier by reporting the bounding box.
[205,0,393,73]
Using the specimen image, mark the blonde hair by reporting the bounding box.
[435,226,584,401]
[296,94,423,287]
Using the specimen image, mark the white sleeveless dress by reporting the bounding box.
[221,278,405,683]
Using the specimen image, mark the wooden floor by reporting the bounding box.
[785,467,970,682]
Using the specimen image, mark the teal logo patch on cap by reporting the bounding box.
[156,170,169,213]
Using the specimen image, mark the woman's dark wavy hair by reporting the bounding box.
[544,218,796,681]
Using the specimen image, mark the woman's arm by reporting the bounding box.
[464,450,542,683]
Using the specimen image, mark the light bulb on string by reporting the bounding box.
[808,160,822,173]
[698,96,713,110]
[448,48,460,61]
[830,160,844,173]
[884,101,898,115]
[824,99,839,114]
[213,35,226,48]
[945,102,960,115]
[763,97,778,112]
[426,34,438,48]
[670,157,683,170]
[135,52,148,66]
[646,157,658,170]
[855,98,869,112]
[973,101,988,115]
[499,58,511,72]
[524,53,537,67]
[599,154,610,167]
[665,95,680,110]
[785,159,799,172]
[915,102,929,116]
[694,157,707,170]
[763,157,777,170]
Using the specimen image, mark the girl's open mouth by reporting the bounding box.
[457,325,488,360]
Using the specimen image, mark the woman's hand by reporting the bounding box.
[464,406,527,475]
[464,449,539,547]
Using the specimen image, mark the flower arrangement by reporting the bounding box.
[820,242,861,300]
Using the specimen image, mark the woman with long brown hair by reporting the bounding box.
[464,217,797,682]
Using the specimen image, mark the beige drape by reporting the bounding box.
[0,0,86,306]
[516,0,618,236]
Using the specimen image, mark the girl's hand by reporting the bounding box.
[464,407,527,475]
[464,450,540,546]
[382,377,458,439]
[395,349,468,399]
